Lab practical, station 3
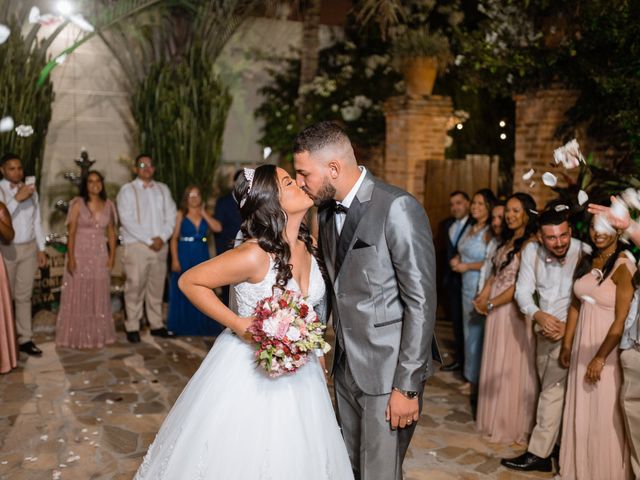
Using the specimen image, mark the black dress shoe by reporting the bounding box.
[126,331,141,343]
[150,327,176,338]
[19,341,43,356]
[501,452,552,472]
[441,361,461,372]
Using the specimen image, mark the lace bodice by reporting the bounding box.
[233,254,326,319]
[491,244,520,294]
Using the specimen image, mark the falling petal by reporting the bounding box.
[528,181,536,188]
[542,172,557,187]
[593,214,616,235]
[0,24,9,44]
[55,53,67,65]
[15,125,34,137]
[69,13,94,32]
[581,295,596,305]
[621,188,640,211]
[578,190,588,206]
[554,204,570,212]
[529,209,539,215]
[28,6,40,23]
[611,198,629,220]
[0,116,14,132]
[263,146,272,159]
[522,168,534,181]
[40,435,48,441]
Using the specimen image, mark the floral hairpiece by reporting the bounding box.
[240,168,255,208]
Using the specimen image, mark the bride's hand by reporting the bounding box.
[318,355,329,383]
[232,316,254,342]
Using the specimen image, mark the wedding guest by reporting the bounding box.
[474,192,539,444]
[559,213,636,480]
[0,153,47,356]
[55,171,117,349]
[502,209,589,472]
[213,169,242,306]
[450,189,496,394]
[168,185,223,336]
[477,202,505,293]
[116,154,177,343]
[441,190,471,372]
[0,201,17,374]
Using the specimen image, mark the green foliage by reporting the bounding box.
[392,28,451,68]
[0,2,59,178]
[132,51,232,200]
[255,25,403,161]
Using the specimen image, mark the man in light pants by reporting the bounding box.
[0,153,47,356]
[502,208,588,472]
[116,154,176,343]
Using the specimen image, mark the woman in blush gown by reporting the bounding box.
[135,165,354,480]
[55,171,117,349]
[559,214,636,480]
[168,185,223,336]
[474,193,539,444]
[0,201,17,374]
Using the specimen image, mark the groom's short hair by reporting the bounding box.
[293,121,352,155]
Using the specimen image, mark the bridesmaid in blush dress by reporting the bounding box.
[0,201,17,374]
[474,193,539,444]
[559,215,636,480]
[55,171,117,349]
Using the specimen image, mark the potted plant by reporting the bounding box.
[392,27,452,96]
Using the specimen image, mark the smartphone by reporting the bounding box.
[25,176,36,186]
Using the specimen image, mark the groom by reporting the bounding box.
[294,122,436,480]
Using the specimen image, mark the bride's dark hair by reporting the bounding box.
[234,165,326,291]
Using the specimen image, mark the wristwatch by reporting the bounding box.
[486,302,494,312]
[392,387,419,399]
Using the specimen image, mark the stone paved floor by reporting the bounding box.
[0,313,554,480]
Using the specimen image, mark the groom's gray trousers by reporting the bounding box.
[334,359,424,480]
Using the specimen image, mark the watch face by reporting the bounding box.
[407,391,418,399]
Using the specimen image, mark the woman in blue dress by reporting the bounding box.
[450,189,496,395]
[168,186,223,336]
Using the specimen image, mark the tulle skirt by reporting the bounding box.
[135,329,354,479]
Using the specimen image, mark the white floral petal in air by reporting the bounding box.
[528,181,536,189]
[581,295,596,305]
[611,198,629,220]
[555,204,570,212]
[55,53,67,64]
[522,168,534,181]
[578,190,589,206]
[593,214,616,235]
[621,188,640,211]
[553,147,566,166]
[542,172,557,187]
[69,14,94,32]
[28,6,40,23]
[262,146,272,159]
[0,24,9,44]
[0,116,14,132]
[15,125,34,137]
[622,250,636,263]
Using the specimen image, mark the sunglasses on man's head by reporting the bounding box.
[138,162,153,169]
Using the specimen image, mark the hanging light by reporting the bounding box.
[500,133,507,140]
[499,120,506,128]
[456,123,463,130]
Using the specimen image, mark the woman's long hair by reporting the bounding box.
[573,211,626,284]
[498,192,537,272]
[179,184,202,215]
[470,188,497,227]
[234,165,326,291]
[80,170,107,204]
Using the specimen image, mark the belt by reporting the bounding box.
[179,236,207,243]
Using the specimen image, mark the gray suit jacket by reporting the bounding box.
[319,172,437,396]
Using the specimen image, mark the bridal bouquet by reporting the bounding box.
[246,289,331,378]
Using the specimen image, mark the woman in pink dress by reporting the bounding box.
[559,214,636,480]
[0,201,17,373]
[55,171,117,349]
[474,193,539,444]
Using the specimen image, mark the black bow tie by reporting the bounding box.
[334,202,349,215]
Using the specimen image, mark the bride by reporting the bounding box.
[134,165,354,479]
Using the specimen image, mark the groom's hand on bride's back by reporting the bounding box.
[385,390,419,430]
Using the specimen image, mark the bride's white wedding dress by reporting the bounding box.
[134,255,354,480]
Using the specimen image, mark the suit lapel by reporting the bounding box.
[335,173,375,275]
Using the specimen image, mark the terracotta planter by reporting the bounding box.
[402,56,438,97]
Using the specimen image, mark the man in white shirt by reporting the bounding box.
[0,153,47,356]
[502,208,588,472]
[116,154,176,343]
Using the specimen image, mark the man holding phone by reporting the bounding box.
[0,153,47,356]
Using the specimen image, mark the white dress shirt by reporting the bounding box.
[0,179,45,250]
[335,166,367,236]
[116,178,176,245]
[449,215,469,245]
[621,288,639,349]
[515,238,590,322]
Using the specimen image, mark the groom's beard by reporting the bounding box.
[306,178,336,208]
